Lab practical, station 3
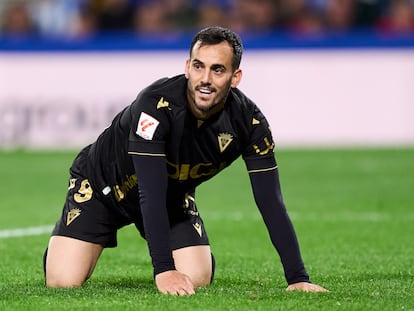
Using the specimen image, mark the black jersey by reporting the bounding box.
[130,75,277,195]
[84,74,309,284]
[87,74,275,211]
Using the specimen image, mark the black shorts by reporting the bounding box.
[51,155,210,250]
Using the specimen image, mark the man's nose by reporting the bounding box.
[201,69,212,84]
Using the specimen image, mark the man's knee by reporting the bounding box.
[191,262,213,287]
[196,252,215,287]
[46,274,85,288]
[44,236,103,288]
[172,245,214,287]
[44,247,87,288]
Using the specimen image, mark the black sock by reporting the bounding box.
[210,253,216,284]
[43,248,48,278]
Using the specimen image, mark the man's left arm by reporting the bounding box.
[247,163,329,292]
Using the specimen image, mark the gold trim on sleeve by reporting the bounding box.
[247,165,278,174]
[128,152,166,157]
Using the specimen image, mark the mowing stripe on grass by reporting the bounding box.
[0,210,408,240]
[0,225,53,239]
[205,210,397,222]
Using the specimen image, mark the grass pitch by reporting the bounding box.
[0,148,413,311]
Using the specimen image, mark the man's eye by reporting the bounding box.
[214,67,225,74]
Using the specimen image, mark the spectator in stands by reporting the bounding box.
[323,0,357,32]
[279,0,308,27]
[1,0,413,38]
[285,7,325,35]
[69,5,98,38]
[163,0,196,30]
[95,0,135,31]
[132,0,197,35]
[353,0,384,28]
[132,0,176,34]
[28,0,84,37]
[195,1,228,30]
[277,0,326,34]
[376,0,414,34]
[1,2,36,37]
[227,0,278,34]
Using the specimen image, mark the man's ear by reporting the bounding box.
[231,69,242,88]
[184,59,190,79]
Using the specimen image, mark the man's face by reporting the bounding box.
[185,41,242,120]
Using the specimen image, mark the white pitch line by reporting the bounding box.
[0,210,408,240]
[0,225,53,239]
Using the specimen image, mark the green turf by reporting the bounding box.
[0,148,413,310]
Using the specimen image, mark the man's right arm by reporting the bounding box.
[131,154,175,275]
[131,154,196,295]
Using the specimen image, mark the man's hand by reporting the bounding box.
[155,270,195,296]
[286,282,329,292]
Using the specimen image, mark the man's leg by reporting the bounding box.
[172,245,213,287]
[45,236,103,288]
[167,192,215,288]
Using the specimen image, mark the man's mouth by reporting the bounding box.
[196,85,215,95]
[199,88,212,94]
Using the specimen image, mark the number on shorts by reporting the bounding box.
[74,179,93,203]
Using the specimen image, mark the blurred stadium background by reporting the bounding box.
[1,3,414,309]
[1,0,414,149]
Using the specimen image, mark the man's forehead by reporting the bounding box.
[190,41,233,64]
[192,40,233,52]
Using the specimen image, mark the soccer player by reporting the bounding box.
[44,26,328,295]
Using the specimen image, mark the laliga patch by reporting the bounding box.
[136,112,159,140]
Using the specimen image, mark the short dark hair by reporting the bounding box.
[189,26,243,71]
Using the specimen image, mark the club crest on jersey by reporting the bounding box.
[136,112,160,140]
[218,133,233,153]
[67,208,81,226]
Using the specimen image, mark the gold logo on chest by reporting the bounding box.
[218,133,233,153]
[157,97,171,110]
